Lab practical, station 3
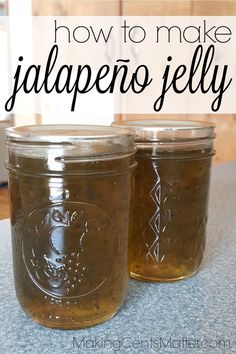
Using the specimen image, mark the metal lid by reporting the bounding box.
[112,119,215,142]
[6,124,136,160]
[6,124,135,142]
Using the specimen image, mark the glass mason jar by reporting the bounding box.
[112,119,215,282]
[6,125,136,329]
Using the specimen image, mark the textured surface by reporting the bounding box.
[0,162,235,354]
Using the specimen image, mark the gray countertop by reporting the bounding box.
[0,162,235,354]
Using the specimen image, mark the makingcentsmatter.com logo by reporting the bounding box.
[72,336,232,352]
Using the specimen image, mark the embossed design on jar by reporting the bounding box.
[147,161,161,262]
[22,202,113,298]
[147,164,176,263]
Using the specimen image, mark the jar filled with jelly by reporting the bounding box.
[112,119,215,282]
[6,124,136,329]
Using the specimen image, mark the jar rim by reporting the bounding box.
[5,124,137,160]
[6,124,135,143]
[112,119,215,141]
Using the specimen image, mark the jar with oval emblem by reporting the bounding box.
[6,124,136,329]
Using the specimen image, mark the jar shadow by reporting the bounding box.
[122,279,151,310]
[200,176,235,269]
